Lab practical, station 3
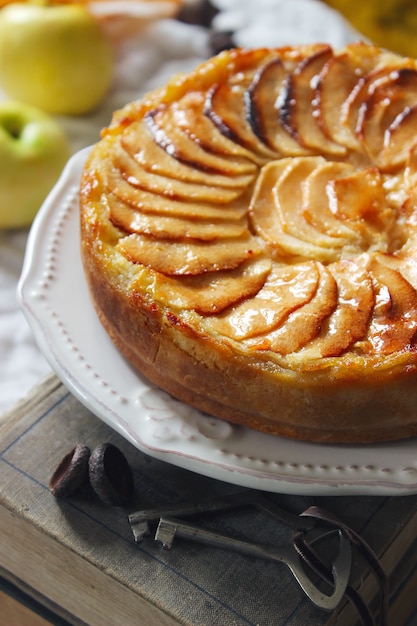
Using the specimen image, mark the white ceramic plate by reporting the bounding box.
[18,148,417,496]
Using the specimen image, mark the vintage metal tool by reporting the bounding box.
[128,490,352,612]
[155,514,351,612]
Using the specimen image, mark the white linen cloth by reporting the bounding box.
[0,0,361,417]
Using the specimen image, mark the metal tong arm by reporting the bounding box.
[156,516,352,612]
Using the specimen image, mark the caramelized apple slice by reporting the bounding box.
[149,256,272,314]
[302,161,357,239]
[280,46,346,156]
[112,143,244,204]
[203,48,280,162]
[264,264,337,354]
[357,68,417,168]
[106,194,248,241]
[315,260,374,357]
[146,105,256,176]
[329,167,396,251]
[274,157,349,250]
[205,83,278,163]
[396,232,417,289]
[368,255,417,354]
[174,91,261,164]
[246,57,313,156]
[330,167,383,220]
[117,233,263,276]
[381,105,417,169]
[103,168,248,221]
[315,43,396,150]
[121,122,255,189]
[341,61,414,150]
[206,261,320,340]
[315,51,368,149]
[249,159,340,262]
[340,71,390,152]
[249,158,292,236]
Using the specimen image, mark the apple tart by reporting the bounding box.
[80,42,417,443]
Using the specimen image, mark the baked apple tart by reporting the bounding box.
[80,42,417,443]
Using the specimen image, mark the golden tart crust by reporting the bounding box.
[80,42,417,443]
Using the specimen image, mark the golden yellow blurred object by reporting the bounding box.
[323,0,417,58]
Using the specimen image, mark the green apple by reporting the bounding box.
[0,100,71,229]
[0,2,114,115]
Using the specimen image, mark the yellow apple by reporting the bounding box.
[0,3,114,115]
[0,100,71,229]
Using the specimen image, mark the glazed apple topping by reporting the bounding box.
[106,193,248,241]
[120,122,255,190]
[205,83,278,163]
[117,233,263,276]
[262,264,338,355]
[147,256,272,315]
[315,50,367,149]
[280,45,347,156]
[207,261,321,340]
[145,105,256,177]
[367,255,417,354]
[97,43,417,361]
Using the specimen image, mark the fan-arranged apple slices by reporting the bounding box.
[301,160,358,240]
[145,105,256,177]
[274,157,343,248]
[301,260,375,358]
[318,164,399,255]
[249,158,341,262]
[264,264,338,355]
[206,261,320,340]
[202,49,281,164]
[381,105,417,170]
[356,68,417,168]
[272,158,361,258]
[120,122,254,190]
[111,142,245,204]
[367,255,417,354]
[106,193,248,241]
[314,43,396,154]
[328,167,399,253]
[315,50,368,151]
[78,43,417,443]
[246,57,313,157]
[340,63,415,159]
[102,166,248,221]
[117,233,263,276]
[205,83,279,164]
[148,256,272,315]
[280,46,347,156]
[173,92,261,165]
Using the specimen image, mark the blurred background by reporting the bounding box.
[323,0,417,57]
